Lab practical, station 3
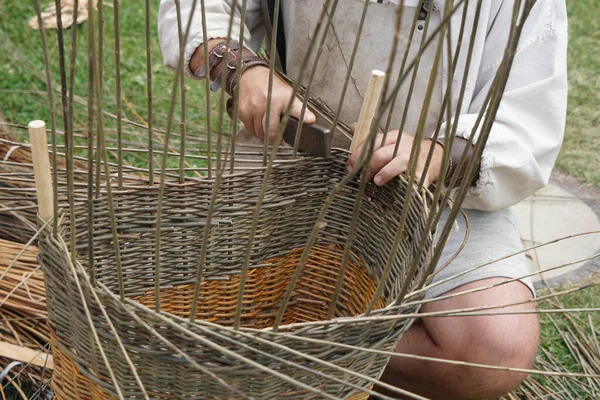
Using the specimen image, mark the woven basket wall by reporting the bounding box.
[38,151,434,399]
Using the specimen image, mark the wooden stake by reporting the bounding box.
[28,120,54,222]
[0,341,54,370]
[350,70,386,153]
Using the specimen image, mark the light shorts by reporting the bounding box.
[424,208,536,299]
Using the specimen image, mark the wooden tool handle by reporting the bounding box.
[28,120,54,222]
[350,70,386,153]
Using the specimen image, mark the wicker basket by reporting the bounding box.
[39,151,434,399]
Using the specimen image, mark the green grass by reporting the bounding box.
[0,1,220,172]
[556,0,600,187]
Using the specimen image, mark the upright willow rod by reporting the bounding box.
[365,19,446,313]
[88,0,125,301]
[154,0,201,312]
[198,0,213,178]
[388,0,434,151]
[292,0,341,157]
[272,0,466,330]
[227,0,250,173]
[174,0,187,183]
[188,0,240,321]
[230,0,341,330]
[381,0,426,136]
[328,0,406,318]
[86,0,96,285]
[94,0,104,196]
[32,0,58,237]
[146,0,154,184]
[113,0,123,189]
[67,0,79,263]
[419,0,534,299]
[262,0,282,167]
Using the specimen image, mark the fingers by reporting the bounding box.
[347,131,400,171]
[266,106,281,143]
[346,133,443,187]
[373,154,409,186]
[365,144,406,182]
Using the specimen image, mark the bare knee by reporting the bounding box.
[427,281,540,399]
[447,312,540,398]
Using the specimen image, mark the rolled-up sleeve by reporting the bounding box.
[456,0,568,211]
[158,0,264,77]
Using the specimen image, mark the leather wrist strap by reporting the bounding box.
[433,136,479,188]
[193,40,269,95]
[193,41,228,79]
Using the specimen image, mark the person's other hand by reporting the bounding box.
[236,67,316,143]
[346,130,444,187]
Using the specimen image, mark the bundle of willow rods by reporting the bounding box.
[0,238,50,393]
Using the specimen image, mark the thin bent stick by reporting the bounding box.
[270,282,600,333]
[33,0,59,237]
[402,251,600,310]
[381,0,425,137]
[388,0,461,307]
[123,300,347,400]
[93,283,252,400]
[416,0,467,191]
[51,0,75,259]
[330,0,389,140]
[94,0,104,197]
[0,220,49,281]
[59,244,144,399]
[0,265,43,308]
[410,230,600,298]
[388,0,435,149]
[63,262,148,400]
[416,0,482,240]
[246,325,600,380]
[127,298,423,400]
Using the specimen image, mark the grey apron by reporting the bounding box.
[284,0,444,148]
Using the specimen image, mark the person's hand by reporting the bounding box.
[236,67,316,143]
[346,130,445,187]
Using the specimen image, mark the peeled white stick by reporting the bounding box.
[350,70,386,153]
[28,120,54,222]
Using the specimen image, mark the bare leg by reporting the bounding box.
[376,278,539,400]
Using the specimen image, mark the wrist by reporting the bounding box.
[430,136,478,188]
[191,40,270,96]
[189,38,225,76]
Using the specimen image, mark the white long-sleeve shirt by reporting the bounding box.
[158,0,568,211]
